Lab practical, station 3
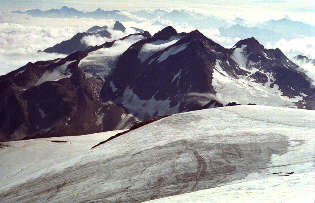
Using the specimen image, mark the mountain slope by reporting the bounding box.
[100,27,315,121]
[1,26,315,141]
[0,106,314,202]
[0,33,150,141]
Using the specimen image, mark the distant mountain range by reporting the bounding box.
[43,21,144,55]
[13,7,315,44]
[1,26,314,141]
[220,18,315,44]
[13,6,133,21]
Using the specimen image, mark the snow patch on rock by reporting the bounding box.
[121,86,180,120]
[231,45,248,68]
[79,35,145,80]
[156,43,189,63]
[213,60,302,106]
[171,69,182,83]
[36,60,75,86]
[138,36,181,63]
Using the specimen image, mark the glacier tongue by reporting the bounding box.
[0,105,314,202]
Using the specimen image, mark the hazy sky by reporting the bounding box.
[1,0,315,12]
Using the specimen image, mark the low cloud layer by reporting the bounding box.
[268,37,315,59]
[1,10,315,77]
[0,12,117,75]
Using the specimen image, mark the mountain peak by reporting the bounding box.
[234,37,264,53]
[186,29,207,39]
[113,21,126,32]
[182,29,226,53]
[152,26,177,40]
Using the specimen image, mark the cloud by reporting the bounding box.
[0,11,119,75]
[293,59,315,86]
[267,37,315,59]
[1,9,315,77]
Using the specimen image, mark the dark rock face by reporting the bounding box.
[152,26,178,40]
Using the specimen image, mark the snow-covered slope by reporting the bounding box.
[0,131,122,189]
[35,60,75,86]
[79,34,145,80]
[0,105,314,202]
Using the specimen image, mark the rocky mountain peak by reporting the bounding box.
[152,26,177,40]
[234,37,264,53]
[113,21,126,32]
[182,30,227,54]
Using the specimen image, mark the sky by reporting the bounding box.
[1,0,315,12]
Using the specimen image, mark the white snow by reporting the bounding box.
[138,37,181,63]
[213,60,303,106]
[81,23,146,47]
[0,106,314,202]
[0,131,123,190]
[36,60,75,86]
[156,43,189,63]
[121,86,180,120]
[79,34,144,80]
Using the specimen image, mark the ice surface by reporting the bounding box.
[0,131,122,190]
[0,106,314,202]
